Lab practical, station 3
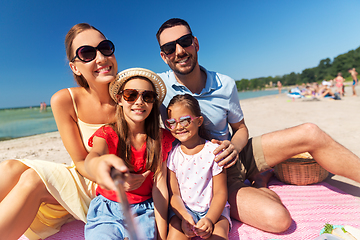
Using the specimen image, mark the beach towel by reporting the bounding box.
[19,177,360,240]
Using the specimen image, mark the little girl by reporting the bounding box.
[84,68,174,240]
[166,94,231,240]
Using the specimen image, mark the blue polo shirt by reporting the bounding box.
[159,66,244,141]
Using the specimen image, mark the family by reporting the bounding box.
[1,18,360,240]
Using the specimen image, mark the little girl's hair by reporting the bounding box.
[113,76,161,175]
[167,94,211,140]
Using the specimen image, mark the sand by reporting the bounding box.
[1,85,359,196]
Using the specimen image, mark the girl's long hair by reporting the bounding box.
[167,94,211,140]
[113,77,162,175]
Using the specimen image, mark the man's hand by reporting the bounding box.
[194,217,214,239]
[123,170,151,191]
[212,139,239,168]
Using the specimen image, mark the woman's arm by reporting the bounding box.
[212,119,249,168]
[51,89,93,179]
[152,161,169,240]
[194,169,228,238]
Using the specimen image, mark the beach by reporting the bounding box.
[1,85,360,195]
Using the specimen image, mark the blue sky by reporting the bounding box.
[1,0,360,108]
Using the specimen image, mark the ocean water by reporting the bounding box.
[0,106,57,141]
[237,88,286,100]
[0,89,286,141]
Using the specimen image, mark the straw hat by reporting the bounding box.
[109,68,166,105]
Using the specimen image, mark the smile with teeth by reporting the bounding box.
[177,56,189,64]
[96,66,111,73]
[132,109,146,113]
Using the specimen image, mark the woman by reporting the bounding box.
[0,23,118,240]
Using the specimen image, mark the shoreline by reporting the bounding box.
[1,85,359,197]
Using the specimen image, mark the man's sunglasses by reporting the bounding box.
[165,115,199,130]
[160,33,193,55]
[120,89,157,103]
[71,40,115,63]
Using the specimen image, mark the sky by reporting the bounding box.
[1,0,360,109]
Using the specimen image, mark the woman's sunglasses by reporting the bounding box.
[71,40,115,63]
[160,33,193,55]
[120,89,157,103]
[165,115,199,130]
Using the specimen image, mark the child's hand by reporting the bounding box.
[181,215,196,238]
[194,217,213,239]
[123,171,151,191]
[94,155,128,191]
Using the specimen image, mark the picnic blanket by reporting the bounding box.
[19,178,360,240]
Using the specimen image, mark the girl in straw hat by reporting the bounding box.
[84,68,174,240]
[0,23,121,239]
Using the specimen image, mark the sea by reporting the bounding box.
[0,89,285,141]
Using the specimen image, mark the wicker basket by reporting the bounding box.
[274,152,329,185]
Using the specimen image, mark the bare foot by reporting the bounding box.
[250,169,274,188]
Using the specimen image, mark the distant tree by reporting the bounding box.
[316,58,332,80]
[235,45,360,89]
[301,68,316,83]
[236,78,249,91]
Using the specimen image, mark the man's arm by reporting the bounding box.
[212,119,249,168]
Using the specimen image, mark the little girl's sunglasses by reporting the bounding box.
[160,33,193,55]
[165,115,199,130]
[120,89,157,103]
[71,40,115,62]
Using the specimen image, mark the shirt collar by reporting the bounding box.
[169,66,221,95]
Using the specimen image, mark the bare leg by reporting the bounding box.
[228,186,291,233]
[262,123,360,183]
[208,216,229,240]
[167,216,189,240]
[0,160,29,201]
[0,163,59,240]
[353,85,357,96]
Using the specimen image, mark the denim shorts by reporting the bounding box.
[169,204,232,230]
[85,194,155,240]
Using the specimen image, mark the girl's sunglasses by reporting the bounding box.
[160,33,193,55]
[165,115,199,130]
[120,89,157,103]
[71,40,115,62]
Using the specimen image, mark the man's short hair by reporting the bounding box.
[156,18,192,44]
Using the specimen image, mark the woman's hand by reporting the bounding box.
[194,217,214,239]
[212,139,239,168]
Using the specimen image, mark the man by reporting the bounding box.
[348,68,358,96]
[157,18,360,233]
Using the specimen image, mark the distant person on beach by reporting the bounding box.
[151,18,360,233]
[348,68,358,96]
[166,94,230,239]
[334,72,345,96]
[84,68,173,240]
[0,23,120,239]
[40,102,47,112]
[277,80,282,94]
